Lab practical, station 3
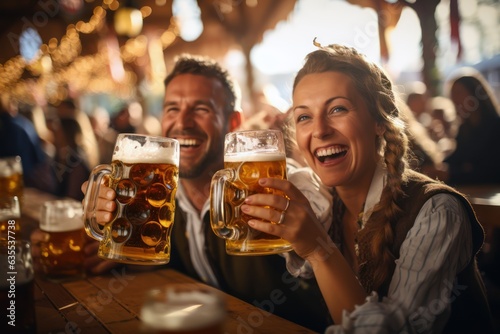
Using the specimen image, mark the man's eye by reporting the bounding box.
[194,107,210,114]
[164,107,178,114]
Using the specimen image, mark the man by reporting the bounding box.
[33,54,331,331]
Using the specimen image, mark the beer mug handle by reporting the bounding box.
[83,164,112,241]
[210,168,240,240]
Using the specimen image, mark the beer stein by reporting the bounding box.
[0,196,21,240]
[39,199,86,282]
[210,130,292,255]
[140,284,226,334]
[0,240,36,332]
[0,156,24,203]
[83,134,179,265]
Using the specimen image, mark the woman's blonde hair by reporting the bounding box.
[291,43,410,290]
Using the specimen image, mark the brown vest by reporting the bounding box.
[358,171,494,333]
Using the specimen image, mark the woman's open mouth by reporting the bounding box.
[315,145,348,163]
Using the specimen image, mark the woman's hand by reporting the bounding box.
[242,177,336,263]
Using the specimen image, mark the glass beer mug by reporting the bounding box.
[39,200,86,282]
[0,156,24,202]
[83,134,179,265]
[210,130,292,255]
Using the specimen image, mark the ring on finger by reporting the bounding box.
[277,210,286,225]
[283,198,290,212]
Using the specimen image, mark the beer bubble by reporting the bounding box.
[111,218,131,243]
[238,162,260,185]
[141,221,162,246]
[146,183,168,207]
[163,165,178,188]
[227,181,246,206]
[131,164,155,186]
[111,160,124,179]
[158,204,174,227]
[266,162,286,178]
[116,179,137,203]
[125,200,151,225]
[155,240,169,254]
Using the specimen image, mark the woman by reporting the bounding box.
[443,67,500,185]
[242,44,493,333]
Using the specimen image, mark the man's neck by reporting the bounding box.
[179,174,213,213]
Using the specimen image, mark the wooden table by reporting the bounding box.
[34,268,316,333]
[457,185,500,229]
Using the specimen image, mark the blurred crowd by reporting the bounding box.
[2,66,500,199]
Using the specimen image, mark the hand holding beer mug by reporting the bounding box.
[39,200,86,282]
[1,240,36,333]
[83,134,179,265]
[210,130,292,255]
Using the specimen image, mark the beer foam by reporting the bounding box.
[112,136,179,165]
[0,157,23,177]
[40,200,84,232]
[225,152,285,162]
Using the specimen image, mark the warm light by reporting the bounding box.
[173,0,203,42]
[114,7,143,37]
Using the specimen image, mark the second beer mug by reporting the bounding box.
[83,134,179,265]
[39,200,86,282]
[210,130,292,255]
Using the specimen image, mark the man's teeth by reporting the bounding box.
[316,146,347,157]
[178,138,198,146]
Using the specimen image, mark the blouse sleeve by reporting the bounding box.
[325,193,473,334]
[280,166,333,278]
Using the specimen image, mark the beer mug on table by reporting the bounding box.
[0,156,24,202]
[39,199,86,282]
[0,196,21,240]
[0,240,36,332]
[210,130,292,255]
[83,134,179,265]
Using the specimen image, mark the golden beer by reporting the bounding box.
[98,160,178,263]
[223,155,290,254]
[40,200,86,282]
[210,130,292,255]
[84,134,180,265]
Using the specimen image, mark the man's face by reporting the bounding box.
[161,74,228,179]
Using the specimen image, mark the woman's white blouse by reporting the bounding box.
[285,163,475,333]
[326,193,473,334]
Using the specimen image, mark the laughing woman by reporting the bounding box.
[242,43,493,334]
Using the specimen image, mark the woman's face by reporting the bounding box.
[292,71,381,189]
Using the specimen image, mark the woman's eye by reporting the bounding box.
[329,106,347,115]
[296,114,310,123]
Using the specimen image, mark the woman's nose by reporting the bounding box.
[312,116,333,139]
